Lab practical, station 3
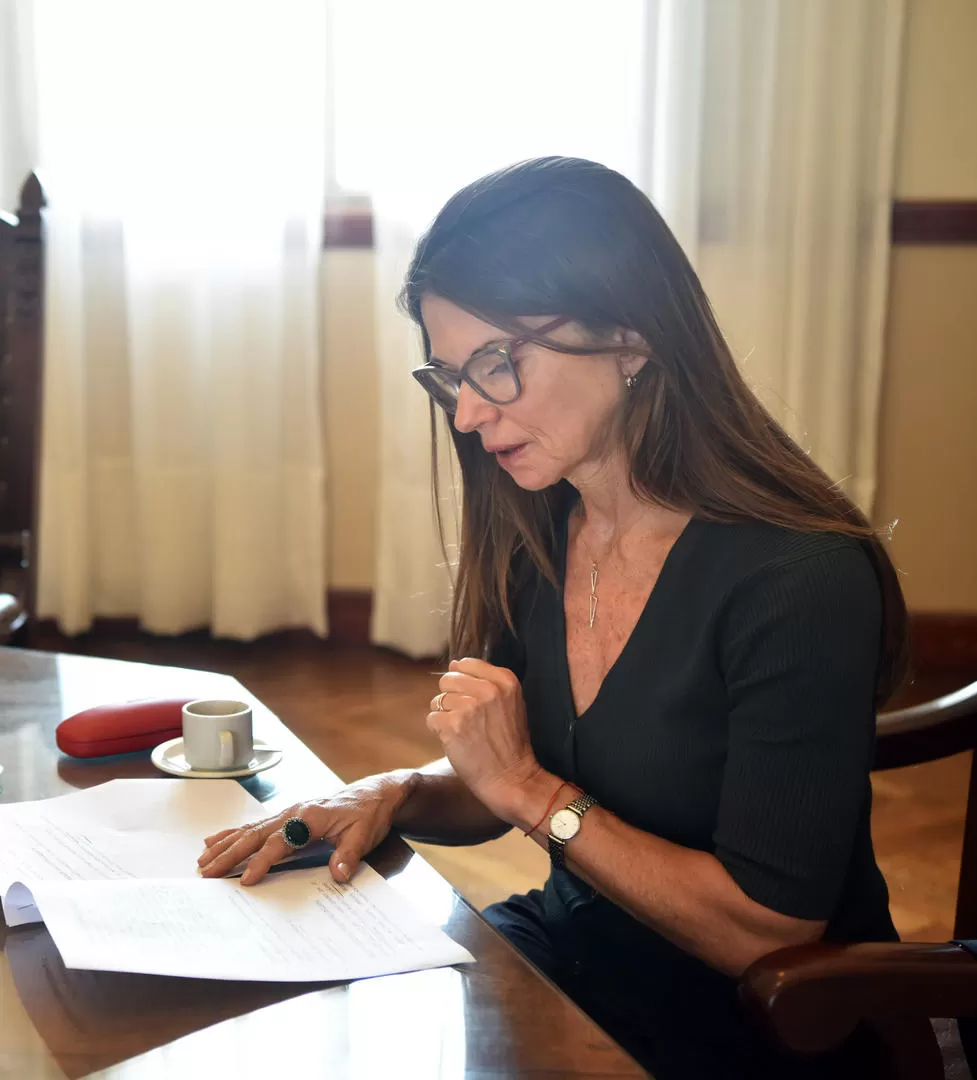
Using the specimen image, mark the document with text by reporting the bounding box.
[0,779,474,981]
[0,778,264,926]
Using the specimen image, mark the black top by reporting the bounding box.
[492,497,897,955]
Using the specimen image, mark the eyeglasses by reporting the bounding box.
[412,316,569,413]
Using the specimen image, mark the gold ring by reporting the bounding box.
[434,691,448,712]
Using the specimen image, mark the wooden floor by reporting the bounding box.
[29,626,977,941]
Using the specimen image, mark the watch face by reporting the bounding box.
[550,808,580,841]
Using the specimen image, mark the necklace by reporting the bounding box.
[576,530,600,629]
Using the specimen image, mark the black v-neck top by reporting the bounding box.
[492,499,897,951]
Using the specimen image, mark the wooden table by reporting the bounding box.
[0,647,646,1079]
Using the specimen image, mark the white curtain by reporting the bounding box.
[352,0,904,657]
[11,0,329,638]
[0,0,38,210]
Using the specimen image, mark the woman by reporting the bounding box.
[199,157,907,1079]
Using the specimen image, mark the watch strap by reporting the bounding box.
[547,832,566,871]
[566,793,597,817]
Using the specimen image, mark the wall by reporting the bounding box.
[321,0,977,611]
[321,250,377,591]
[873,0,977,612]
[893,0,977,200]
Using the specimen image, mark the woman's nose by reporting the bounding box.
[452,381,499,433]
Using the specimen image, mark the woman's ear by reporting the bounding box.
[612,328,651,379]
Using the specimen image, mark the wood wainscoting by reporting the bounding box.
[910,613,977,673]
[890,200,977,245]
[325,589,373,647]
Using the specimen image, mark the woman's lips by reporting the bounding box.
[488,443,528,463]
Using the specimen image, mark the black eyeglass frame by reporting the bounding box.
[411,316,570,413]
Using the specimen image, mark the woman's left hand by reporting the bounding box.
[427,658,543,822]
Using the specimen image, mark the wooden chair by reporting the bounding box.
[0,172,46,645]
[741,679,977,1079]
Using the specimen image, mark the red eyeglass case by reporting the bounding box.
[56,699,194,758]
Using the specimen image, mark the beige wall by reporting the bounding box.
[322,0,977,610]
[875,0,977,611]
[894,0,977,199]
[875,248,977,611]
[321,251,378,591]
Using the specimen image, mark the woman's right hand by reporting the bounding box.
[197,770,416,886]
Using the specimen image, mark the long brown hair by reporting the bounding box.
[400,157,908,707]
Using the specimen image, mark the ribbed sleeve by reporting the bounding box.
[712,545,882,919]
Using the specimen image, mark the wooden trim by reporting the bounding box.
[909,613,977,673]
[322,199,977,251]
[323,210,373,249]
[325,589,372,646]
[0,172,46,627]
[891,200,977,245]
[955,754,977,939]
[32,589,374,648]
[33,616,142,640]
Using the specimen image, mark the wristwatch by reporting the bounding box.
[547,793,597,871]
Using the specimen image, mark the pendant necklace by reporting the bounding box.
[576,530,600,629]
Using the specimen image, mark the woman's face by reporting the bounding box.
[420,295,632,491]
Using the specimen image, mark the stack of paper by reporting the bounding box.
[0,779,473,981]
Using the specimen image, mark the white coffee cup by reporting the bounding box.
[182,700,253,771]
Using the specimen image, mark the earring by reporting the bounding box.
[624,373,637,391]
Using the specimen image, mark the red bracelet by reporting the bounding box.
[523,781,582,837]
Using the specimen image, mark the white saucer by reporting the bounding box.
[151,737,282,779]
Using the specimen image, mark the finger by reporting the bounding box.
[241,810,353,886]
[435,682,503,723]
[239,830,293,886]
[426,695,478,733]
[437,671,494,702]
[199,823,275,877]
[431,685,482,713]
[448,657,521,693]
[198,828,249,868]
[429,690,453,713]
[328,823,371,884]
[203,827,239,848]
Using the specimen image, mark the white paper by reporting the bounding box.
[0,779,263,925]
[0,779,474,982]
[24,864,474,981]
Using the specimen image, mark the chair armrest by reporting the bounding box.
[0,593,26,643]
[875,680,977,769]
[739,941,977,1055]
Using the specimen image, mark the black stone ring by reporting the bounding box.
[281,817,313,849]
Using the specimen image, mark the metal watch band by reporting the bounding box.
[567,793,597,817]
[547,793,597,872]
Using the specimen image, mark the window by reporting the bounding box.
[329,0,647,205]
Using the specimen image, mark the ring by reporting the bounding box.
[281,817,312,849]
[434,691,448,712]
